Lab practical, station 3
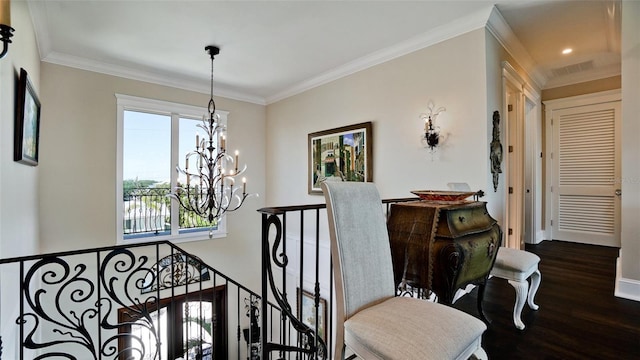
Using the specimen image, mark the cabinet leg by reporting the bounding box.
[477,284,490,324]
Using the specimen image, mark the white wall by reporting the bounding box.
[38,63,267,292]
[0,0,40,260]
[618,0,640,300]
[0,1,41,357]
[266,29,496,212]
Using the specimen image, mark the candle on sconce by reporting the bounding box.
[186,175,190,186]
[1,0,11,27]
[235,150,239,171]
[185,157,189,170]
[221,135,226,151]
[242,177,247,194]
[196,133,200,148]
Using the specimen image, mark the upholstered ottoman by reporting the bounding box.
[490,247,541,330]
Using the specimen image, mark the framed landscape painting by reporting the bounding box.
[14,68,42,166]
[297,288,327,343]
[308,121,372,194]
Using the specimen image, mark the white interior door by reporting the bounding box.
[550,101,621,247]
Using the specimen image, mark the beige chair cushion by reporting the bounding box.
[345,297,486,360]
[491,247,540,281]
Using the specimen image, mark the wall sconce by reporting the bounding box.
[419,101,446,151]
[0,0,14,59]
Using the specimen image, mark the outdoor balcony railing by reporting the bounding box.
[123,187,210,236]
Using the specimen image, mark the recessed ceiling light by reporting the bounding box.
[562,48,573,55]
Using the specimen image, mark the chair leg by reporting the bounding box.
[472,347,489,360]
[528,269,541,311]
[507,279,529,330]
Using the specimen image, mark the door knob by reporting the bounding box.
[615,189,622,196]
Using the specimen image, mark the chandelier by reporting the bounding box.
[169,45,252,234]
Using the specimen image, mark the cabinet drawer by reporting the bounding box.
[436,203,496,238]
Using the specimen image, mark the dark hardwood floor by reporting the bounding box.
[454,240,640,360]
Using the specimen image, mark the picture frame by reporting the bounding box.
[297,288,327,343]
[14,68,42,166]
[308,121,372,194]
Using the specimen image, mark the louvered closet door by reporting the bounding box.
[552,102,621,247]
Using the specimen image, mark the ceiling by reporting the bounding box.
[27,0,621,105]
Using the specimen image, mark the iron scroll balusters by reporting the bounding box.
[16,249,163,359]
[261,213,327,360]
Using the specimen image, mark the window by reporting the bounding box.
[116,94,228,243]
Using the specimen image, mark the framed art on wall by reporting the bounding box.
[297,288,327,342]
[14,68,42,166]
[308,121,372,194]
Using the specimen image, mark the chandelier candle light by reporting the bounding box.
[169,45,253,237]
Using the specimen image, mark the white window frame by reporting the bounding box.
[116,94,229,244]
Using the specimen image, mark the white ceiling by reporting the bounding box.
[27,0,621,105]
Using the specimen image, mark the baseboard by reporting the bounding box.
[615,277,640,301]
[615,257,640,301]
[535,230,546,244]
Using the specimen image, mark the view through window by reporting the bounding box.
[117,95,228,242]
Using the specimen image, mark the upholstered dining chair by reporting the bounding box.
[322,181,488,360]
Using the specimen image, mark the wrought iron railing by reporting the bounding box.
[0,196,418,360]
[0,241,278,360]
[258,197,417,360]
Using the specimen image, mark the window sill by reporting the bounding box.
[118,230,227,246]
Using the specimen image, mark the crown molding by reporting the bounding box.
[42,52,266,105]
[27,1,266,105]
[486,6,546,91]
[542,65,621,90]
[266,6,494,105]
[31,1,558,106]
[27,0,51,58]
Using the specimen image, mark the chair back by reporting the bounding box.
[322,181,395,321]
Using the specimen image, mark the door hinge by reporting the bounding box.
[508,104,513,112]
[551,118,553,126]
[508,145,514,153]
[550,186,553,193]
[508,228,513,235]
[509,187,514,194]
[540,152,543,158]
[550,220,553,226]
